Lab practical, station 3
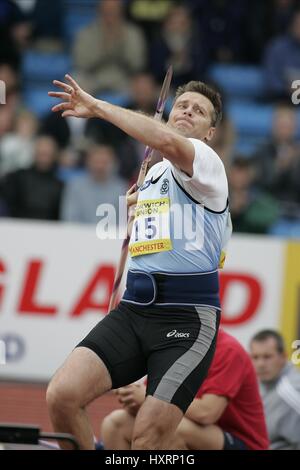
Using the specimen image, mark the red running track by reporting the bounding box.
[0,381,119,439]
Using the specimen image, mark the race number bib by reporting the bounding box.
[129,198,172,257]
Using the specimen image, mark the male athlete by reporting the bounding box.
[46,74,231,450]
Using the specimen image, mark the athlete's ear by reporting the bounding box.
[205,127,216,142]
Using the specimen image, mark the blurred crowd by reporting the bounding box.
[0,0,300,234]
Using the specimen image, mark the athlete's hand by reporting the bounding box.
[48,74,98,118]
[126,184,138,208]
[116,383,146,416]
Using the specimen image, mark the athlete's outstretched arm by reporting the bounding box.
[49,75,194,175]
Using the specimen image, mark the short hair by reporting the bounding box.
[231,156,254,168]
[174,81,222,127]
[250,329,285,354]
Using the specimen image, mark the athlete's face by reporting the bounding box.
[250,338,287,383]
[168,92,216,142]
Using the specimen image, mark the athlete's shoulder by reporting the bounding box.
[188,137,225,171]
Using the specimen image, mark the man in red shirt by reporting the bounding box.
[101,329,269,450]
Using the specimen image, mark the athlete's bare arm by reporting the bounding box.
[185,394,228,425]
[49,75,195,176]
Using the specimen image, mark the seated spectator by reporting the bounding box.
[72,0,147,95]
[209,112,236,171]
[0,105,14,142]
[41,110,134,182]
[40,108,125,153]
[229,157,279,233]
[12,0,64,52]
[253,104,300,218]
[0,0,31,67]
[1,134,63,220]
[264,9,300,100]
[101,329,269,450]
[150,4,208,88]
[28,0,64,52]
[0,109,37,176]
[0,63,23,151]
[128,71,160,115]
[0,63,19,100]
[126,0,174,43]
[56,147,84,183]
[0,63,20,118]
[60,144,127,225]
[117,71,163,181]
[244,0,297,63]
[185,0,247,63]
[42,71,163,182]
[250,329,300,450]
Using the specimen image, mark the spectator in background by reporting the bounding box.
[253,104,300,218]
[72,0,147,95]
[264,9,300,100]
[126,0,174,43]
[0,64,22,174]
[41,110,131,181]
[56,147,84,183]
[210,112,236,172]
[61,144,127,225]
[185,0,247,63]
[229,157,279,233]
[149,4,208,88]
[128,72,160,116]
[0,62,19,100]
[249,0,298,63]
[0,108,37,176]
[0,63,23,162]
[101,329,269,450]
[0,106,14,142]
[41,106,125,153]
[117,71,163,181]
[250,329,300,450]
[1,134,63,220]
[0,63,20,117]
[0,0,31,67]
[14,0,64,52]
[270,0,298,35]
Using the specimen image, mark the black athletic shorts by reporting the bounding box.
[76,301,220,413]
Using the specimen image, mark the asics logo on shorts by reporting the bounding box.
[166,330,190,338]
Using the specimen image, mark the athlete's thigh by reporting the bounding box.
[49,346,112,406]
[76,304,147,388]
[146,305,220,413]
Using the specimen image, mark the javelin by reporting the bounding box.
[108,66,173,311]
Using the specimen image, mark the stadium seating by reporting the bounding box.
[208,64,265,100]
[22,50,71,84]
[21,50,72,117]
[23,87,60,117]
[63,0,98,45]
